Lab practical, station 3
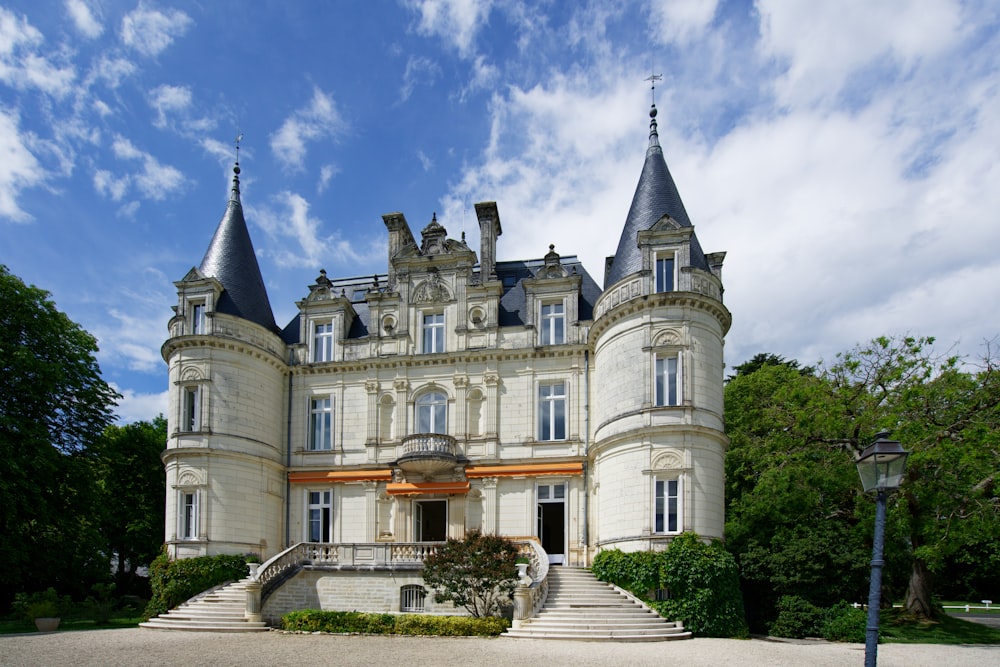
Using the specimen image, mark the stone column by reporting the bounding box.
[364,380,380,445]
[483,373,499,437]
[244,579,262,623]
[394,379,409,438]
[453,375,468,439]
[512,584,531,627]
[363,480,378,542]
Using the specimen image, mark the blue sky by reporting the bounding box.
[2,0,998,424]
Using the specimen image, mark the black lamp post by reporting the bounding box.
[855,432,909,667]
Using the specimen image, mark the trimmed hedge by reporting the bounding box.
[144,551,248,620]
[592,532,749,638]
[281,610,510,636]
[769,596,867,642]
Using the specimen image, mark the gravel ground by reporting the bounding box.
[1,629,998,667]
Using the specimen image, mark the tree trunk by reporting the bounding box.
[902,558,938,620]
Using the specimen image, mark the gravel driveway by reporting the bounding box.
[1,629,997,667]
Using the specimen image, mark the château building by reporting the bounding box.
[161,104,730,581]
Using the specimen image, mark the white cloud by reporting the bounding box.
[254,191,381,270]
[65,0,103,39]
[404,0,493,57]
[93,168,128,201]
[149,83,192,128]
[270,87,347,170]
[400,55,440,102]
[0,8,76,98]
[113,386,168,424]
[0,107,45,222]
[86,54,136,89]
[757,0,964,107]
[120,4,192,57]
[649,0,718,45]
[104,135,185,200]
[317,164,338,193]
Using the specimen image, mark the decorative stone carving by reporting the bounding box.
[652,450,684,470]
[653,329,682,347]
[412,269,452,303]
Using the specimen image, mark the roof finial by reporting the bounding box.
[230,130,243,204]
[643,74,662,149]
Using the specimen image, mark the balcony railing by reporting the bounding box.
[397,433,459,475]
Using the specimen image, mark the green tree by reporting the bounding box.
[725,336,1000,626]
[0,265,119,606]
[420,531,518,617]
[90,417,167,594]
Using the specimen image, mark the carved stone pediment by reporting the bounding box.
[651,214,682,231]
[412,269,452,303]
[181,267,206,282]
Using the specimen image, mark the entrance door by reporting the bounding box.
[536,483,566,565]
[414,499,447,541]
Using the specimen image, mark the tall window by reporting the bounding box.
[307,490,332,542]
[540,302,565,345]
[179,491,199,539]
[416,391,447,434]
[655,353,682,407]
[182,386,200,432]
[422,313,444,353]
[313,321,334,362]
[656,254,675,292]
[655,478,681,533]
[309,396,333,450]
[538,382,566,441]
[190,303,205,335]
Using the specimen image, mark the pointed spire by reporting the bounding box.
[199,160,278,332]
[604,102,708,289]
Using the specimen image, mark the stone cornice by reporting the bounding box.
[589,291,731,346]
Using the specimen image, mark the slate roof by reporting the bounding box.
[604,105,709,289]
[199,165,278,332]
[279,256,601,345]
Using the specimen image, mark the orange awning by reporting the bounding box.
[289,470,393,484]
[386,481,471,496]
[465,462,584,478]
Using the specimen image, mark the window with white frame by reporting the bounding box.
[182,386,201,432]
[538,382,567,441]
[190,302,206,335]
[421,312,444,353]
[540,302,565,345]
[309,396,333,450]
[179,490,199,539]
[655,253,675,293]
[307,490,332,542]
[654,477,681,533]
[416,390,447,434]
[313,321,334,362]
[655,353,682,407]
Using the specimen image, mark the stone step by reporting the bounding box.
[141,580,268,633]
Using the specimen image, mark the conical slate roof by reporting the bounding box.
[198,164,278,332]
[605,105,708,289]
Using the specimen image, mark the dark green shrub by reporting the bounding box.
[769,595,825,638]
[144,550,248,620]
[592,533,748,638]
[821,601,867,643]
[421,531,518,617]
[280,610,509,636]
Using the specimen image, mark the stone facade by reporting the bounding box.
[161,107,731,580]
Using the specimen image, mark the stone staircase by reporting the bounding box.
[140,579,269,632]
[504,567,691,642]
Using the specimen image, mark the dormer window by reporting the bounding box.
[655,253,675,292]
[540,302,565,345]
[421,312,445,354]
[313,321,334,362]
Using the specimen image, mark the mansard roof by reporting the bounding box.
[198,163,278,332]
[605,104,709,289]
[279,255,601,345]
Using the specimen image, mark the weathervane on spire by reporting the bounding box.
[644,73,663,105]
[235,130,244,166]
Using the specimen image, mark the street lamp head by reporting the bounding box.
[856,431,910,493]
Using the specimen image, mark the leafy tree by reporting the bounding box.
[90,417,167,594]
[727,352,814,381]
[0,265,119,607]
[725,336,1000,627]
[420,531,518,617]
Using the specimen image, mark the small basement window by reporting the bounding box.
[401,585,426,612]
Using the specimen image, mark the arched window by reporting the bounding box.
[415,390,447,434]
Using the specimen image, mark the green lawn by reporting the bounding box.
[881,609,1000,645]
[0,616,142,634]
